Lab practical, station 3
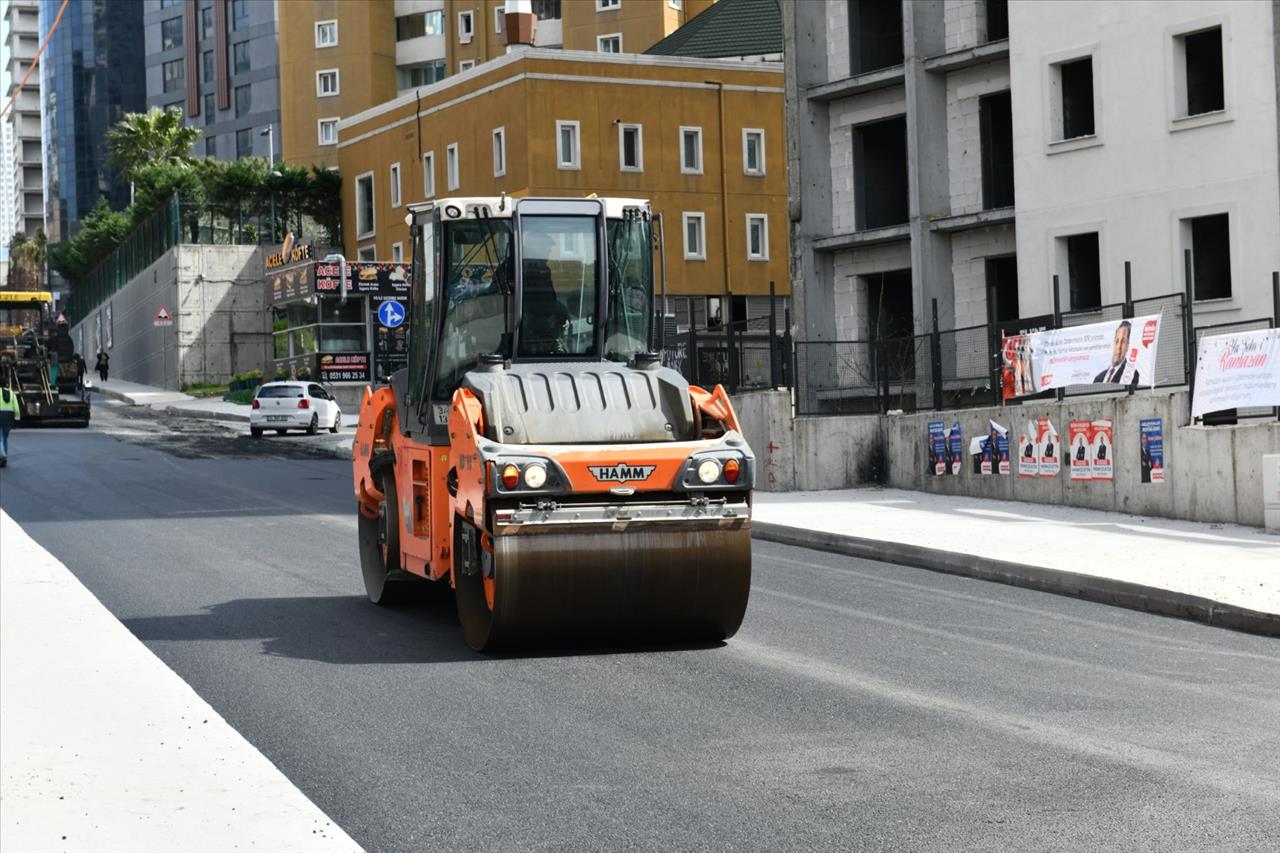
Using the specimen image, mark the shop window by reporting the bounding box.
[848,0,903,75]
[853,115,908,229]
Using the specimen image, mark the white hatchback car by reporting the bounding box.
[250,382,342,437]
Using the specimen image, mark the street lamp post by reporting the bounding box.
[260,124,276,241]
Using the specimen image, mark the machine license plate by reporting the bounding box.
[266,415,289,422]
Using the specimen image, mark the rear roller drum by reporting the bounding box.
[357,473,416,605]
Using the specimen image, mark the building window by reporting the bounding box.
[532,0,561,20]
[205,135,216,157]
[318,118,339,146]
[201,6,213,39]
[459,60,475,72]
[746,214,768,260]
[979,91,1014,209]
[618,123,642,171]
[669,0,683,9]
[1052,56,1095,140]
[1064,232,1101,310]
[446,143,459,191]
[161,16,183,50]
[231,0,249,30]
[398,60,447,89]
[236,128,252,159]
[597,0,621,10]
[458,10,474,42]
[317,69,339,97]
[683,213,706,260]
[203,50,214,83]
[355,172,376,238]
[556,120,581,170]
[986,255,1019,321]
[680,126,703,174]
[853,115,908,229]
[315,19,338,48]
[162,59,184,93]
[390,162,402,208]
[423,150,436,197]
[742,128,765,176]
[1176,26,1224,118]
[357,245,377,262]
[984,0,1009,42]
[492,127,506,177]
[1186,213,1232,301]
[848,0,903,75]
[203,93,215,126]
[426,10,444,35]
[397,14,424,40]
[597,34,622,53]
[865,270,914,341]
[234,84,251,119]
[233,42,250,74]
[392,242,404,263]
[495,6,505,33]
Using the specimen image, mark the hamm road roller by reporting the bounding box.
[351,197,753,651]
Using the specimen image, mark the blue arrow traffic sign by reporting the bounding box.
[377,300,406,329]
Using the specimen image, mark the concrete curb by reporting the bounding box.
[88,385,136,405]
[161,404,250,424]
[752,521,1280,638]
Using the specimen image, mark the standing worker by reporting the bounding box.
[0,384,21,468]
[95,349,110,383]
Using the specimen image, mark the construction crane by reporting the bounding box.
[351,197,753,651]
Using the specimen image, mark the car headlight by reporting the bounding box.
[523,463,547,489]
[696,459,721,484]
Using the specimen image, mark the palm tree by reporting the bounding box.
[106,107,204,182]
[7,230,47,290]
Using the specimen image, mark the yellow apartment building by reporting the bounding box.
[278,1,398,168]
[335,48,787,305]
[446,0,716,73]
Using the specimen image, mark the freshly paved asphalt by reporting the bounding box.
[2,401,1279,852]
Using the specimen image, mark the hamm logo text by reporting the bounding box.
[588,463,656,483]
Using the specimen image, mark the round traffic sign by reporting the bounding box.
[377,300,406,329]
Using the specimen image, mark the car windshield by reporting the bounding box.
[257,385,304,398]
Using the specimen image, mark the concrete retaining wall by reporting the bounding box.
[733,389,1280,528]
[71,246,267,390]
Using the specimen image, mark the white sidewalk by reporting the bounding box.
[754,488,1280,619]
[0,511,360,852]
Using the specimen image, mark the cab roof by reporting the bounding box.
[0,291,53,303]
[408,196,650,221]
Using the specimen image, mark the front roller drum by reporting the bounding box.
[455,524,751,652]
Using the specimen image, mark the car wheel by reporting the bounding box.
[329,411,341,433]
[251,427,263,438]
[306,413,319,435]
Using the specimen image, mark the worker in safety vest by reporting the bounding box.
[0,384,21,468]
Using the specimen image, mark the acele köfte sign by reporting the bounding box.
[319,352,371,383]
[266,242,313,270]
[315,262,410,296]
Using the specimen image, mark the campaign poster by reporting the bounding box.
[1069,420,1092,481]
[927,420,946,476]
[1001,335,1035,400]
[1018,421,1038,477]
[1191,329,1280,417]
[1038,417,1060,478]
[1090,418,1114,481]
[947,421,963,476]
[1031,314,1162,393]
[1140,418,1164,484]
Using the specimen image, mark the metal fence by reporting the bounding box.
[795,290,1198,416]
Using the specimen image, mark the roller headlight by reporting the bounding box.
[696,459,722,484]
[523,463,547,489]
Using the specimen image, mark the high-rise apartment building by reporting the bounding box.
[1,119,15,247]
[40,0,146,243]
[786,0,1280,348]
[6,0,43,240]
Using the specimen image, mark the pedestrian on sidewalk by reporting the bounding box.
[0,384,21,468]
[95,350,110,383]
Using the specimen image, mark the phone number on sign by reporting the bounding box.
[321,370,368,381]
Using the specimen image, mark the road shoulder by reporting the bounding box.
[0,511,361,852]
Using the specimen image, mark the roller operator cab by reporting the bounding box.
[351,197,753,651]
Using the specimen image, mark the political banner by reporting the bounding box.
[1139,418,1164,484]
[927,420,946,476]
[1032,315,1162,392]
[1190,328,1280,417]
[1090,419,1113,481]
[1000,334,1035,401]
[1069,420,1092,481]
[977,420,1008,476]
[1038,417,1060,477]
[947,421,963,476]
[1018,421,1038,477]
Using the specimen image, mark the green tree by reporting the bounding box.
[47,199,133,283]
[106,106,203,182]
[8,230,48,290]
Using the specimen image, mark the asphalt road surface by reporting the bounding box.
[3,402,1279,852]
